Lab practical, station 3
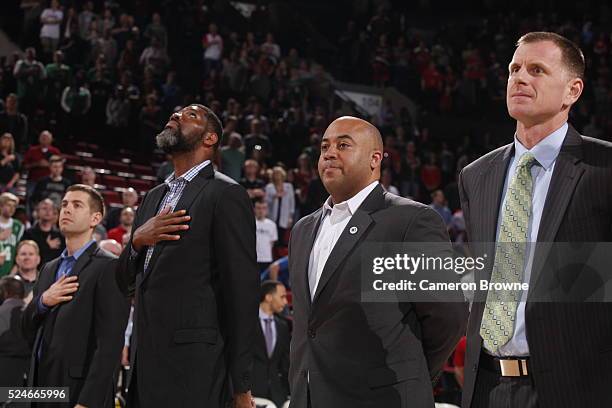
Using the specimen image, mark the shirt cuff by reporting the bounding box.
[130,245,139,259]
[37,296,49,313]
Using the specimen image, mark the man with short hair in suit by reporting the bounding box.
[288,116,468,408]
[252,280,290,407]
[115,104,259,408]
[22,184,130,407]
[459,32,612,408]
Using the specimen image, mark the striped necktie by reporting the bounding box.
[480,152,536,352]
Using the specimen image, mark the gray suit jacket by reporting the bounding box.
[288,184,468,408]
[459,125,612,408]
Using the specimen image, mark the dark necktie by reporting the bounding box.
[264,318,274,357]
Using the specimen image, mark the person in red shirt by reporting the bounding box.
[106,206,134,245]
[453,336,467,388]
[23,130,61,208]
[420,152,442,192]
[23,130,61,183]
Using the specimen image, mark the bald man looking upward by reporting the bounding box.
[288,117,468,408]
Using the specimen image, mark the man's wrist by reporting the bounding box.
[131,235,142,252]
[38,294,50,312]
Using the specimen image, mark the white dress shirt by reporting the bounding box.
[308,181,379,299]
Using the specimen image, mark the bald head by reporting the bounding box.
[319,116,383,204]
[99,239,123,256]
[327,116,383,151]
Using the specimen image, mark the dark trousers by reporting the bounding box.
[126,364,140,408]
[471,361,538,408]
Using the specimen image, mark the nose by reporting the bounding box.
[322,145,337,160]
[510,67,528,86]
[171,111,181,121]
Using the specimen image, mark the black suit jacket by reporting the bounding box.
[288,185,468,408]
[115,165,260,408]
[22,243,129,408]
[0,298,30,388]
[458,126,612,408]
[251,314,290,407]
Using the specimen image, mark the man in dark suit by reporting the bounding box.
[115,104,259,408]
[252,280,290,407]
[0,276,30,389]
[22,184,130,407]
[459,32,612,408]
[288,116,468,408]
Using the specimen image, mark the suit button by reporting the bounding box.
[473,364,478,372]
[308,328,316,338]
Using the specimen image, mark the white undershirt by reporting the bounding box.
[308,181,379,299]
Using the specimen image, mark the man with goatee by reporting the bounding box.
[116,105,259,408]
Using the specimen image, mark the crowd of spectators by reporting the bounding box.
[0,0,610,404]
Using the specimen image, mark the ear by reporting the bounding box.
[203,132,219,148]
[564,77,583,108]
[90,211,102,228]
[370,150,383,170]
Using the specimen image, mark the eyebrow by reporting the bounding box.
[508,61,551,71]
[62,199,86,206]
[183,107,201,116]
[321,134,356,143]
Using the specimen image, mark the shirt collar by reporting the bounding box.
[61,239,96,260]
[323,181,379,216]
[259,307,273,320]
[513,122,567,171]
[165,160,211,184]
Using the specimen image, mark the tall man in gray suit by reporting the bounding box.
[288,116,468,408]
[459,32,612,408]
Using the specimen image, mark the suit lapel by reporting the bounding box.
[296,209,323,308]
[312,185,384,303]
[254,317,268,359]
[474,144,513,283]
[141,184,169,222]
[529,126,584,294]
[69,242,97,279]
[270,316,285,360]
[38,258,61,293]
[140,166,214,286]
[30,257,62,374]
[480,144,514,244]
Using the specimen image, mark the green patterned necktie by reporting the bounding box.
[480,152,536,353]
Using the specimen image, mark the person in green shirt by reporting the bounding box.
[45,50,72,115]
[0,192,25,276]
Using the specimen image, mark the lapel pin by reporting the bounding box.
[349,226,358,234]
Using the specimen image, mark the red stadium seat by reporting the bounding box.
[128,178,154,192]
[103,175,128,189]
[131,164,155,176]
[102,190,122,205]
[63,154,81,166]
[107,160,131,173]
[274,247,289,258]
[82,157,106,168]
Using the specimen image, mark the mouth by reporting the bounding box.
[60,218,72,224]
[321,165,342,175]
[510,91,533,99]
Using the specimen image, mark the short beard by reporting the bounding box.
[155,126,198,154]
